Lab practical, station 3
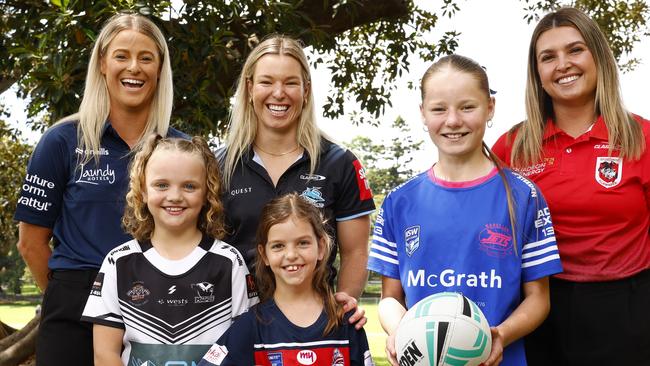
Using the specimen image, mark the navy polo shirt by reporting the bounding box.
[221,139,376,281]
[14,120,187,270]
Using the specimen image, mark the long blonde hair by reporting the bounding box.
[511,7,643,166]
[421,55,519,255]
[223,35,321,188]
[123,134,226,241]
[68,13,173,165]
[255,193,342,336]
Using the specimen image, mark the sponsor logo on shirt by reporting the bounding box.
[515,157,554,177]
[230,186,252,196]
[202,344,229,365]
[75,163,116,185]
[268,352,284,366]
[126,282,151,306]
[246,274,258,299]
[300,173,326,181]
[90,272,104,297]
[108,244,130,256]
[513,173,537,198]
[297,350,317,365]
[478,224,513,258]
[191,281,215,303]
[595,157,622,188]
[75,147,109,156]
[157,298,188,307]
[18,173,55,212]
[406,269,502,289]
[300,187,325,208]
[352,159,373,200]
[404,226,420,257]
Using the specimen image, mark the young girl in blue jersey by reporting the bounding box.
[367,55,563,366]
[82,135,257,365]
[198,193,374,366]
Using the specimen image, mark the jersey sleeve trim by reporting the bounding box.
[80,315,125,329]
[336,209,375,222]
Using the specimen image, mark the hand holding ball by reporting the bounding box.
[395,292,491,366]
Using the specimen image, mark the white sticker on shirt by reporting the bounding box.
[202,344,228,365]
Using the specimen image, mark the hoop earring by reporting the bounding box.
[487,119,493,128]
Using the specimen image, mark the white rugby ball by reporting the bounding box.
[395,292,491,366]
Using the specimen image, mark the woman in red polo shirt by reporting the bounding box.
[492,7,650,366]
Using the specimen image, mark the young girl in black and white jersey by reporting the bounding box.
[82,135,257,366]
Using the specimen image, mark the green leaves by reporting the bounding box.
[0,0,647,137]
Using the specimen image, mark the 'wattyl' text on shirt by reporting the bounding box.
[17,173,54,211]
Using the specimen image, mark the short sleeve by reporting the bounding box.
[519,177,563,282]
[229,247,259,316]
[367,196,400,279]
[334,149,375,221]
[81,249,124,328]
[14,124,72,227]
[197,312,256,366]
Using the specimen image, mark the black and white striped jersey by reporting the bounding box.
[82,234,259,365]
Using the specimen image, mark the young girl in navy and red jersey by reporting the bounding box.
[198,193,374,366]
[82,135,257,365]
[367,55,563,366]
[493,7,650,365]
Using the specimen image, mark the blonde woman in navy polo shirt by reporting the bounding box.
[493,7,650,365]
[220,35,375,315]
[14,13,185,366]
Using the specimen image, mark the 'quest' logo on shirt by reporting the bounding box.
[478,224,513,258]
[75,163,116,185]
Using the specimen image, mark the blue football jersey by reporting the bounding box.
[368,168,562,366]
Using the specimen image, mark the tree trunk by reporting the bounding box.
[0,315,39,366]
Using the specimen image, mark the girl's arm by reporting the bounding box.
[378,276,407,366]
[93,324,124,366]
[16,222,53,291]
[483,277,551,366]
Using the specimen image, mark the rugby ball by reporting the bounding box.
[395,292,491,366]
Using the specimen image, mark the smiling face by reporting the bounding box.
[247,54,309,134]
[420,68,494,163]
[101,29,160,115]
[536,26,597,107]
[143,148,206,237]
[260,216,325,293]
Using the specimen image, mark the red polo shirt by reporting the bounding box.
[493,115,650,282]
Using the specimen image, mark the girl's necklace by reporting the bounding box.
[254,143,300,157]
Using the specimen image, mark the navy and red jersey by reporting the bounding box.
[198,300,374,366]
[220,138,375,281]
[493,115,650,281]
[13,120,186,270]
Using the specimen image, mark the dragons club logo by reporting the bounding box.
[595,157,622,188]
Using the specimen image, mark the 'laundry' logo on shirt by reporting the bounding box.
[75,164,116,185]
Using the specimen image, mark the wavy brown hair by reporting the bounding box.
[254,193,342,335]
[123,134,225,241]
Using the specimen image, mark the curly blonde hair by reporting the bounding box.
[123,134,225,241]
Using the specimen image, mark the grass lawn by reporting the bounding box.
[0,298,390,365]
[362,298,390,366]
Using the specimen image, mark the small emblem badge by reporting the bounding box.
[595,157,622,188]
